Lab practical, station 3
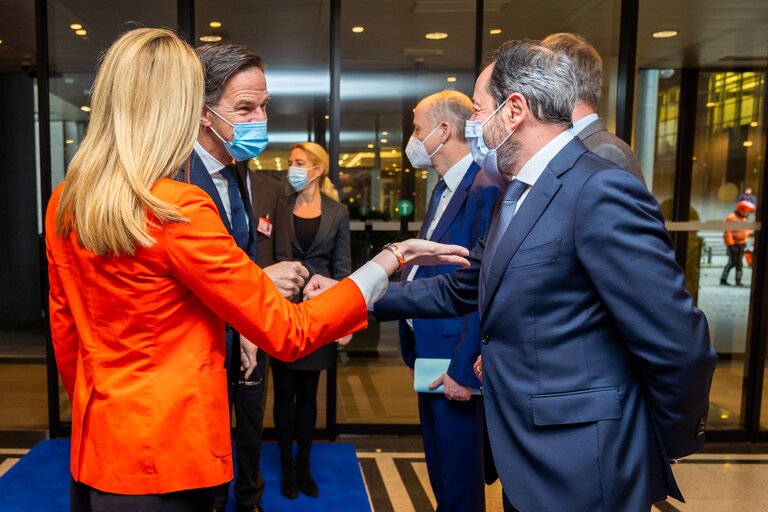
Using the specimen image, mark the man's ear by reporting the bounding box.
[506,93,527,131]
[200,107,212,128]
[439,121,452,143]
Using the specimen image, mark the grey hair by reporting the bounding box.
[542,33,603,108]
[486,39,577,129]
[196,43,264,106]
[422,90,473,143]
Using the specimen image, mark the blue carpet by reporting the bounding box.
[0,440,371,511]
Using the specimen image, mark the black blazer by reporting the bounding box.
[245,168,293,267]
[272,192,351,370]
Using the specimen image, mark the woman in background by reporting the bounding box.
[47,29,468,512]
[271,142,350,500]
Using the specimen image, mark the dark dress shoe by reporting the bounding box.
[296,457,319,498]
[280,457,299,499]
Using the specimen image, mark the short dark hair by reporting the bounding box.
[486,39,576,129]
[195,43,264,106]
[542,33,603,108]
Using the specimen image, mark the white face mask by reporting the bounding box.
[405,125,444,169]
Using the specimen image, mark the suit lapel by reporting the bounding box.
[235,162,258,247]
[190,151,232,233]
[306,195,335,255]
[481,138,588,310]
[428,162,478,243]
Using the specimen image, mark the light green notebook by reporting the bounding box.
[413,358,482,395]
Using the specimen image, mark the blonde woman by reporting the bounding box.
[272,142,349,499]
[46,29,468,511]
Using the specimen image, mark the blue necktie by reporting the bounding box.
[419,179,448,240]
[483,178,528,269]
[220,165,250,250]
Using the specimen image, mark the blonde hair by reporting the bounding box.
[290,142,340,202]
[56,28,204,255]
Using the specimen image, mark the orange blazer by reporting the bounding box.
[45,179,367,495]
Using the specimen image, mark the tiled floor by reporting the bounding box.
[2,435,768,511]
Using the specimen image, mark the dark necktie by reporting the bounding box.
[220,165,250,250]
[483,178,529,270]
[419,179,448,240]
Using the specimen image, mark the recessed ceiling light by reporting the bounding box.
[391,149,397,154]
[425,32,448,40]
[381,138,388,143]
[324,114,330,120]
[367,143,374,148]
[70,23,83,30]
[0,39,3,45]
[652,30,678,39]
[489,28,502,35]
[75,29,87,36]
[751,121,759,127]
[743,141,753,147]
[446,76,457,83]
[352,26,364,33]
[706,101,716,108]
[80,105,91,112]
[209,21,222,28]
[65,139,74,144]
[199,35,222,43]
[382,131,389,136]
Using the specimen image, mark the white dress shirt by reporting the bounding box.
[193,141,251,228]
[570,113,599,137]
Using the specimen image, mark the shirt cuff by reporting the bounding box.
[348,261,390,309]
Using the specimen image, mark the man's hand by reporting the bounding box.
[336,334,353,346]
[263,261,309,298]
[303,274,339,300]
[240,335,258,380]
[429,372,472,401]
[474,355,482,383]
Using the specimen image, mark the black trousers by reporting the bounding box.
[271,367,321,460]
[71,479,214,512]
[722,244,746,283]
[213,348,270,509]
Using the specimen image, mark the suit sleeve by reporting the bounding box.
[331,206,352,279]
[273,185,294,263]
[574,169,717,459]
[165,187,368,362]
[447,183,503,387]
[375,240,483,321]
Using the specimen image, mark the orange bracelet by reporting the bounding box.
[382,243,406,272]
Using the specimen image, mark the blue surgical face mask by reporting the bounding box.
[465,97,514,174]
[208,107,269,161]
[287,165,319,192]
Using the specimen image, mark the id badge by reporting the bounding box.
[257,216,273,238]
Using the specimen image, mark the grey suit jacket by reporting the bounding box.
[577,117,646,186]
[245,169,293,267]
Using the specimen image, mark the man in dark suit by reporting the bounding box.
[542,33,645,185]
[373,40,717,511]
[401,90,505,511]
[192,43,307,512]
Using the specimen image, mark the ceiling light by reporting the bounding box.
[743,141,753,147]
[0,39,3,45]
[352,26,364,33]
[391,149,397,154]
[382,131,389,136]
[324,114,330,120]
[751,121,759,127]
[199,35,222,43]
[65,139,74,144]
[489,28,502,35]
[209,21,222,28]
[446,76,457,83]
[381,138,388,143]
[720,414,729,419]
[652,30,678,39]
[367,143,374,148]
[70,23,82,30]
[75,29,87,36]
[80,105,91,112]
[425,32,448,40]
[706,101,716,108]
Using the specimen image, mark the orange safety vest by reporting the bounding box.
[723,212,752,246]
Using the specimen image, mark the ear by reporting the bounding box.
[439,121,452,143]
[200,107,213,128]
[505,92,527,131]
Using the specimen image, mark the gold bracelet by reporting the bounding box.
[382,243,406,272]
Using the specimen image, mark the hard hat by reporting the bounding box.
[737,200,756,216]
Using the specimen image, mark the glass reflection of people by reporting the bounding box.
[721,200,756,286]
[737,187,757,206]
[46,28,469,512]
[271,142,349,500]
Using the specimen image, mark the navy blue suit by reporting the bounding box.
[184,151,258,393]
[376,138,717,512]
[402,162,504,512]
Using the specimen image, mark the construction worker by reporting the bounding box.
[721,200,756,286]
